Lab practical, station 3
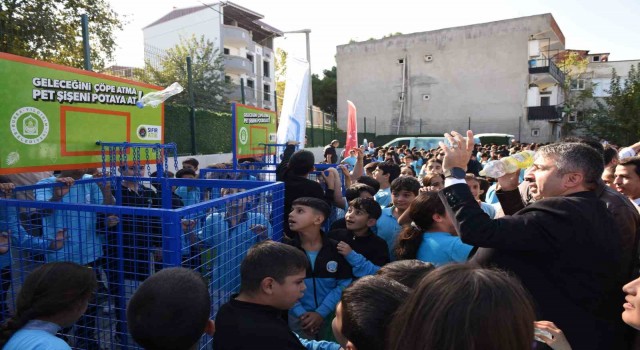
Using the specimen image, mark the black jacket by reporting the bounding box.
[440,184,624,350]
[213,297,305,350]
[328,228,390,268]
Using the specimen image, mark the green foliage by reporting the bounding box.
[312,66,337,115]
[136,35,230,112]
[275,48,287,115]
[555,52,596,136]
[584,64,640,145]
[0,0,123,69]
[164,104,232,155]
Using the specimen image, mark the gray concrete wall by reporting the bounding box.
[336,14,560,143]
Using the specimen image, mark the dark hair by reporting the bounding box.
[0,176,10,184]
[376,260,435,288]
[345,183,376,202]
[421,173,444,188]
[387,264,536,350]
[182,158,199,168]
[401,166,417,177]
[603,145,618,165]
[127,268,210,350]
[349,198,382,220]
[341,276,409,350]
[240,241,308,294]
[395,192,445,260]
[377,163,401,183]
[292,197,331,223]
[356,176,381,193]
[0,262,97,347]
[476,176,490,202]
[175,168,196,178]
[288,150,316,176]
[619,156,640,177]
[390,176,420,196]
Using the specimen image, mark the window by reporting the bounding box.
[247,54,254,62]
[246,79,254,89]
[592,55,600,62]
[540,96,551,106]
[223,48,230,55]
[568,111,582,123]
[397,58,404,64]
[531,129,540,137]
[263,84,271,101]
[263,61,270,78]
[224,75,231,83]
[571,79,586,90]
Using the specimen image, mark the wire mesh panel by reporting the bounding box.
[0,176,284,350]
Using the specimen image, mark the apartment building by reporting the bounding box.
[336,14,569,143]
[143,2,282,111]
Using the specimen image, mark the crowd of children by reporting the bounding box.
[5,135,640,350]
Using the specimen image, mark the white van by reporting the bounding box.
[382,136,480,150]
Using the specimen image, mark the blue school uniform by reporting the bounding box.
[288,234,352,320]
[480,202,497,218]
[175,186,201,206]
[416,231,473,266]
[199,211,272,293]
[0,205,50,269]
[35,177,103,265]
[374,187,391,208]
[4,320,70,350]
[374,207,402,259]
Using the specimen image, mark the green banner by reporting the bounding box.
[233,103,277,159]
[0,53,164,174]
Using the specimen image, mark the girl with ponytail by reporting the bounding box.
[394,192,473,265]
[0,262,97,349]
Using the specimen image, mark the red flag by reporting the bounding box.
[345,100,358,152]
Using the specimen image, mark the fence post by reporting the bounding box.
[322,112,326,146]
[309,106,315,146]
[81,14,92,71]
[187,56,197,155]
[364,117,367,135]
[162,210,183,268]
[240,78,246,104]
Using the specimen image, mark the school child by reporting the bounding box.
[276,141,334,238]
[329,184,377,231]
[0,178,65,322]
[287,197,352,340]
[464,174,496,218]
[127,267,215,350]
[372,163,400,208]
[199,188,272,300]
[395,192,474,266]
[328,198,389,278]
[174,168,200,206]
[0,262,97,350]
[375,176,420,259]
[331,276,409,350]
[213,240,340,350]
[375,259,435,289]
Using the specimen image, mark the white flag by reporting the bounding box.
[277,56,309,148]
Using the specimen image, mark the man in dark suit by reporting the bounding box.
[439,131,625,350]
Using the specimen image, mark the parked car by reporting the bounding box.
[382,136,480,150]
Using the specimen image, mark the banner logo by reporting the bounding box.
[10,107,49,145]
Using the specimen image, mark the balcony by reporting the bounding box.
[528,58,565,84]
[222,25,250,48]
[228,84,257,104]
[223,55,254,75]
[527,106,562,121]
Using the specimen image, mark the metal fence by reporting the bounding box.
[0,176,284,349]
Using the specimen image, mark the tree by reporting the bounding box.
[0,0,123,70]
[555,51,595,137]
[274,48,287,115]
[312,66,337,116]
[136,35,230,112]
[586,64,640,145]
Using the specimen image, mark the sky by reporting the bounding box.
[108,0,640,76]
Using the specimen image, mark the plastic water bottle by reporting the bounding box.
[136,82,184,108]
[479,151,535,178]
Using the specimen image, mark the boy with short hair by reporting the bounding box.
[175,168,200,206]
[464,174,496,218]
[332,276,409,350]
[182,158,200,174]
[329,184,377,231]
[375,176,420,259]
[288,197,352,340]
[329,198,389,278]
[372,163,400,207]
[213,241,340,350]
[127,267,214,350]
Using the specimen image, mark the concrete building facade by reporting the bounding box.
[336,14,567,143]
[143,2,282,111]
